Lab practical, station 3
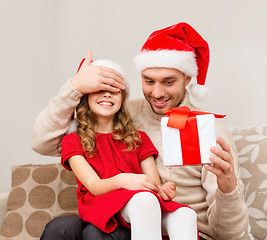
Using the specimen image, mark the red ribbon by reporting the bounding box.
[164,107,226,165]
[165,106,226,130]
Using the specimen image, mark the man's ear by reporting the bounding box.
[185,76,192,86]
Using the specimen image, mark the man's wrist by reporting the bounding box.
[217,179,241,200]
[64,79,83,100]
[70,77,82,94]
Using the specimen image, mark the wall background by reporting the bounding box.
[1,0,267,193]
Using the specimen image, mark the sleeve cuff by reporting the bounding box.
[59,79,83,101]
[216,179,244,200]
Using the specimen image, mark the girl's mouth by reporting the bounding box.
[98,101,114,106]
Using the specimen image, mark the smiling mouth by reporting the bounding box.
[152,99,169,107]
[98,101,114,106]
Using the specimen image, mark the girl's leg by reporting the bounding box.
[162,207,198,240]
[120,192,162,240]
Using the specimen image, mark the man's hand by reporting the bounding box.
[158,181,176,201]
[204,136,237,193]
[117,173,159,193]
[71,49,125,94]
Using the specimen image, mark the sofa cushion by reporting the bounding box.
[0,163,78,240]
[230,126,267,240]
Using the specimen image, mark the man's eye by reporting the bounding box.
[145,80,154,85]
[165,81,174,85]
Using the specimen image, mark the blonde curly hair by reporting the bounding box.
[76,90,141,158]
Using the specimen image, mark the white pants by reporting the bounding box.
[121,192,198,240]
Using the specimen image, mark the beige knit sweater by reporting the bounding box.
[32,80,249,239]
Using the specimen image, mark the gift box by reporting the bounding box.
[161,106,225,166]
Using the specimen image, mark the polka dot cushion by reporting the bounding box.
[0,163,78,239]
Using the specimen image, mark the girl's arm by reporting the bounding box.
[140,155,161,186]
[69,155,121,196]
[68,155,159,196]
[140,155,176,200]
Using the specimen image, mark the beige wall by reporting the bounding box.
[1,0,267,193]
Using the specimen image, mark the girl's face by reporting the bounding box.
[88,90,122,121]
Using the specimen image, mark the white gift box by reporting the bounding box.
[161,114,216,166]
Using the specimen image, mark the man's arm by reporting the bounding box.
[31,80,82,156]
[203,122,249,239]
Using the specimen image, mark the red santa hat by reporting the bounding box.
[134,22,210,101]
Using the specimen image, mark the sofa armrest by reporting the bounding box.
[0,193,8,230]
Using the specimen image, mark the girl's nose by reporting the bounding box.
[103,91,111,97]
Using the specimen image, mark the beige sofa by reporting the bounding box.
[0,126,266,240]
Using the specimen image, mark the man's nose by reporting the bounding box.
[152,85,164,98]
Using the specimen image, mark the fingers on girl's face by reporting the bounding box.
[100,66,125,88]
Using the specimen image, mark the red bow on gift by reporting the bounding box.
[165,106,226,130]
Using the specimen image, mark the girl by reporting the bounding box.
[61,59,198,240]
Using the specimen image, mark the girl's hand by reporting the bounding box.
[71,49,125,94]
[117,173,159,193]
[158,182,176,201]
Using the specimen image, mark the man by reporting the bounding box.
[32,22,249,239]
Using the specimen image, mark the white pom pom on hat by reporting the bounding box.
[188,83,208,102]
[134,22,210,102]
[67,118,79,134]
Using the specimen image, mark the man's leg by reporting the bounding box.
[83,222,131,240]
[110,226,131,240]
[40,216,84,240]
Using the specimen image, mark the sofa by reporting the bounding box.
[0,125,266,240]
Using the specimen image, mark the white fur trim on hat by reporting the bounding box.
[91,59,124,77]
[91,59,129,95]
[134,50,198,77]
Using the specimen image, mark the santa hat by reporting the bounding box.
[92,59,129,95]
[134,22,210,101]
[67,58,126,134]
[77,58,125,77]
[76,58,128,94]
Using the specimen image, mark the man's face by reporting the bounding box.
[142,68,191,115]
